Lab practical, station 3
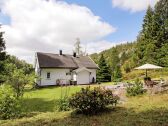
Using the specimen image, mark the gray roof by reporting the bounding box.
[36,52,98,69]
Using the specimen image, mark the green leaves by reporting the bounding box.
[136,1,168,67]
[69,87,119,115]
[7,69,35,98]
[0,25,6,83]
[1,54,35,97]
[0,85,21,119]
[126,79,145,96]
[97,54,111,82]
[110,48,122,81]
[55,98,70,111]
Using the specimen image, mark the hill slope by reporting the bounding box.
[91,0,168,81]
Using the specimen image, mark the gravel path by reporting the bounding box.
[104,85,127,103]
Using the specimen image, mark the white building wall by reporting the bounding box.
[89,69,96,83]
[77,71,90,84]
[35,56,41,85]
[40,69,71,86]
[38,68,97,86]
[77,69,97,84]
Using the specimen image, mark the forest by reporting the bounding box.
[91,0,168,82]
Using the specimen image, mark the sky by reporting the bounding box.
[0,0,159,63]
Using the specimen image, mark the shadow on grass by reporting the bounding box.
[21,98,56,113]
[5,107,168,126]
[24,85,61,92]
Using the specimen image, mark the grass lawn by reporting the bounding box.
[0,84,168,126]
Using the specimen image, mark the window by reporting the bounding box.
[66,72,71,75]
[47,72,50,79]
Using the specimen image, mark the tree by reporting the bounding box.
[110,48,120,69]
[97,54,111,82]
[153,0,168,66]
[4,58,35,98]
[6,69,31,98]
[123,62,131,73]
[113,65,122,81]
[0,54,35,97]
[136,1,168,67]
[74,38,81,55]
[120,52,127,65]
[90,0,168,76]
[5,55,34,74]
[0,84,21,119]
[110,48,122,81]
[136,6,156,64]
[74,38,85,55]
[157,43,168,67]
[0,25,5,58]
[0,25,6,83]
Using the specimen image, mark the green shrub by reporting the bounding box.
[7,69,30,98]
[0,84,21,119]
[69,87,119,115]
[123,62,131,73]
[55,86,71,111]
[126,78,145,96]
[55,97,70,111]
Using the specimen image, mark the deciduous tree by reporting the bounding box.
[0,25,6,83]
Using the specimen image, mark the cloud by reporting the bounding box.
[112,0,159,12]
[1,0,116,63]
[86,40,127,54]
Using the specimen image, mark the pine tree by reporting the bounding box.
[158,43,168,67]
[136,6,156,64]
[97,54,111,82]
[135,1,168,67]
[0,25,6,83]
[153,0,168,66]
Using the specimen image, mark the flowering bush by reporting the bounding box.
[69,87,119,115]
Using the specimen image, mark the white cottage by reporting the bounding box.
[34,51,98,86]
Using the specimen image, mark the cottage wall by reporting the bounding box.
[38,68,97,86]
[89,69,96,83]
[35,56,41,85]
[40,69,71,86]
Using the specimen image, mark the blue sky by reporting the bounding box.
[0,0,158,63]
[0,13,10,24]
[64,0,145,42]
[0,0,145,42]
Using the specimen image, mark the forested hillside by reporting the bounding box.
[91,0,168,81]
